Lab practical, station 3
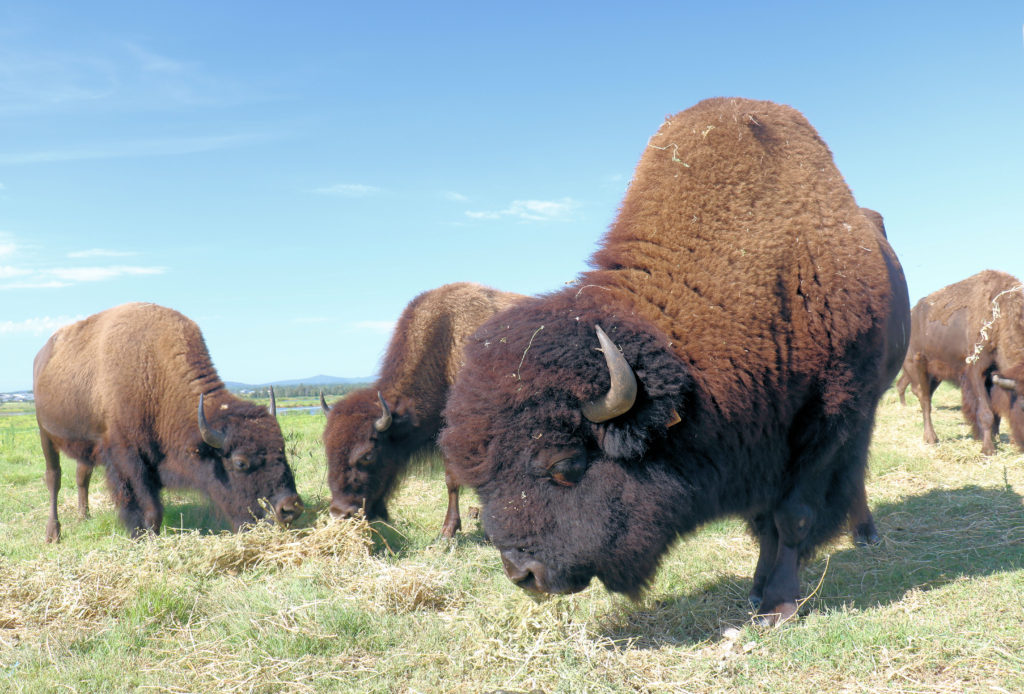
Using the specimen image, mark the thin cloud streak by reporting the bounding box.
[466,197,580,222]
[67,248,138,258]
[0,315,85,335]
[312,183,381,197]
[0,133,267,165]
[350,320,396,334]
[47,266,165,282]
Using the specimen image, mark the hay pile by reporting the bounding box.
[0,514,459,651]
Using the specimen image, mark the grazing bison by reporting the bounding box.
[439,97,909,624]
[896,270,1024,455]
[322,282,524,536]
[33,302,303,541]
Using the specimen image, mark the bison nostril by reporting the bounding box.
[275,495,304,524]
[329,501,361,520]
[500,550,548,593]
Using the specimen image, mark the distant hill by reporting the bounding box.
[224,375,373,391]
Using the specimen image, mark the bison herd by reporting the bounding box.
[32,97,1023,626]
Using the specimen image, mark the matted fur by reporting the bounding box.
[897,270,1024,453]
[440,98,909,620]
[323,282,524,534]
[33,302,301,540]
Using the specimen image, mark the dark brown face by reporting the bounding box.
[440,308,694,597]
[198,404,303,529]
[323,389,408,521]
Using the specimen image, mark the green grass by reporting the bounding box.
[1,384,1022,693]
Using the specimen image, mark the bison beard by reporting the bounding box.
[439,97,909,625]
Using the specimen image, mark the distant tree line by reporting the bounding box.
[239,383,367,399]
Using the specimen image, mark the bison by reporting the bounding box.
[33,302,304,541]
[322,282,524,536]
[439,97,910,625]
[895,270,1024,454]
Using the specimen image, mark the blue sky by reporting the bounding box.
[2,2,1022,392]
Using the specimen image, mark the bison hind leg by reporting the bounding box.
[40,429,62,543]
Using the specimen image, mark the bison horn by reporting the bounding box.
[993,374,1017,391]
[198,393,227,449]
[319,390,331,414]
[582,325,638,423]
[374,391,393,432]
[268,386,277,417]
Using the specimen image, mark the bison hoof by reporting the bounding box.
[753,601,799,627]
[748,593,762,611]
[852,525,880,547]
[440,520,462,539]
[45,519,61,543]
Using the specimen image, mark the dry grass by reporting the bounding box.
[1,388,1022,693]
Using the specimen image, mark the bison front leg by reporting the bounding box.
[439,468,462,538]
[104,449,164,538]
[751,498,812,626]
[40,430,62,543]
[847,471,879,547]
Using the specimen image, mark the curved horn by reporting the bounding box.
[582,325,638,423]
[268,385,277,417]
[319,389,331,414]
[198,393,226,449]
[992,374,1017,391]
[374,391,393,432]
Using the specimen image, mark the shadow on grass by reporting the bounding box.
[599,484,1024,646]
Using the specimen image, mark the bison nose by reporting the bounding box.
[329,499,363,520]
[274,494,304,525]
[500,549,549,594]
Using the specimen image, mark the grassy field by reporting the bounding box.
[1,384,1022,693]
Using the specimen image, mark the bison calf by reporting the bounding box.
[33,302,303,541]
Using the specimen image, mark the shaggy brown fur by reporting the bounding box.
[33,302,302,541]
[323,282,525,536]
[896,270,1024,454]
[440,97,909,624]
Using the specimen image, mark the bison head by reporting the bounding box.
[991,372,1024,449]
[197,394,304,529]
[322,388,419,521]
[439,300,694,597]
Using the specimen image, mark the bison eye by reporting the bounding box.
[231,456,251,472]
[547,455,588,487]
[359,451,376,466]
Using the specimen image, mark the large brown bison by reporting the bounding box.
[322,282,524,536]
[439,97,910,625]
[33,302,304,541]
[896,270,1024,455]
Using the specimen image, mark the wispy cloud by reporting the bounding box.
[442,190,469,202]
[0,133,266,165]
[312,183,382,198]
[350,320,396,334]
[466,197,580,222]
[47,266,165,283]
[0,315,85,336]
[122,42,186,74]
[67,248,138,259]
[0,233,166,289]
[0,265,31,279]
